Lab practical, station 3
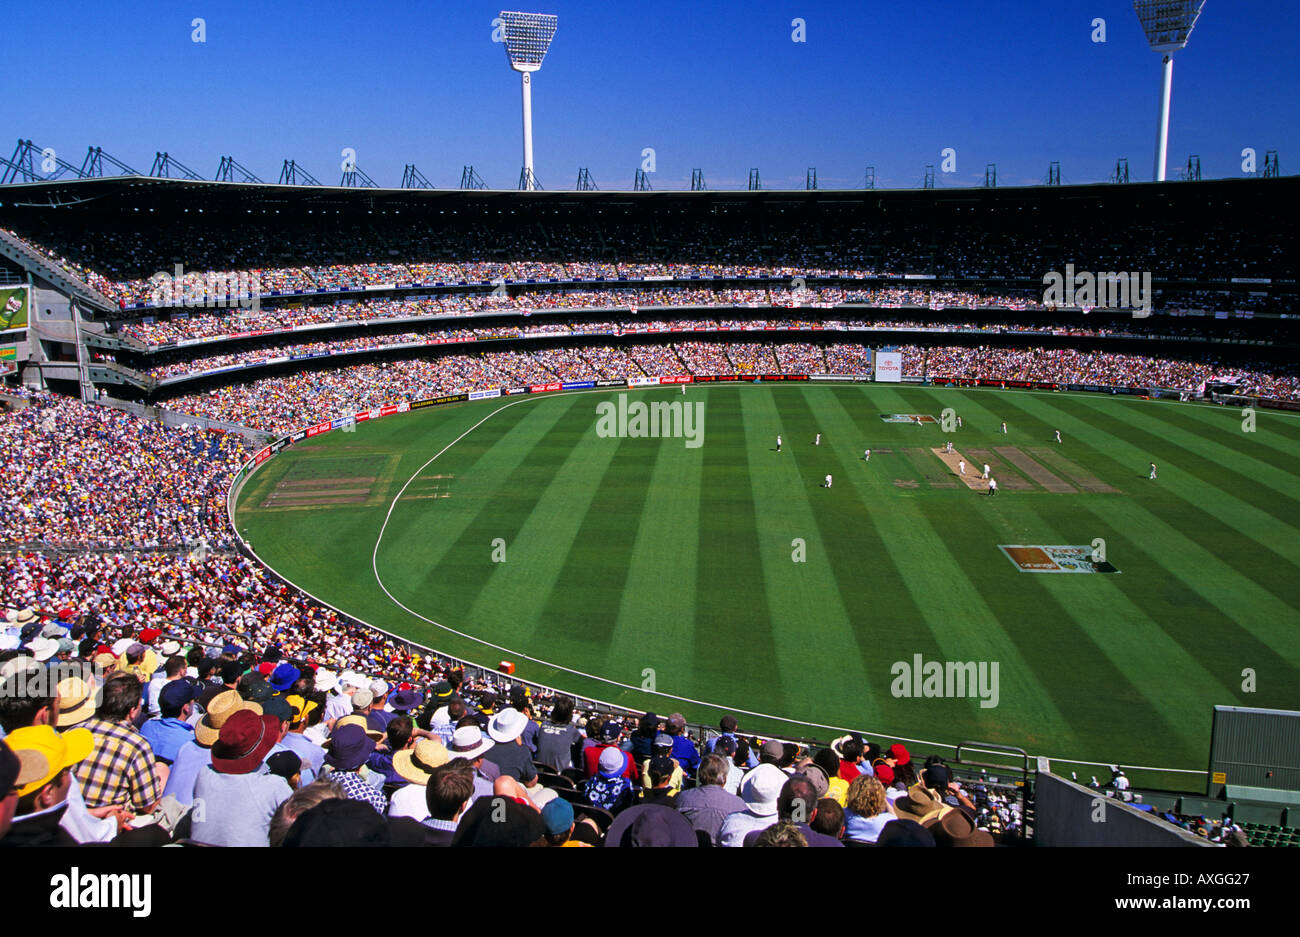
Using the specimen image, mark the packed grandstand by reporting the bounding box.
[0,175,1295,847]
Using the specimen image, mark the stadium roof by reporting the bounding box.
[1,172,1292,217]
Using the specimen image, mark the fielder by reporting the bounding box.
[982,463,990,480]
[1149,462,1157,480]
[864,448,871,462]
[815,433,821,446]
[824,474,833,489]
[776,435,782,452]
[1054,429,1062,444]
[1001,422,1007,434]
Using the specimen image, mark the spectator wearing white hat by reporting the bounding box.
[367,680,393,734]
[718,764,786,847]
[445,725,496,806]
[482,708,538,784]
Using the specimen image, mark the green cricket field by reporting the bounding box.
[234,383,1300,784]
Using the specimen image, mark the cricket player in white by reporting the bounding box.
[824,474,832,488]
[1001,422,1007,434]
[1149,462,1157,480]
[958,460,966,475]
[988,477,998,496]
[1054,430,1062,444]
[776,435,782,452]
[946,441,953,454]
[815,433,821,446]
[864,449,870,462]
[982,463,990,480]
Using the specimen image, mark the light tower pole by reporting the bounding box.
[499,11,558,191]
[1133,1,1205,182]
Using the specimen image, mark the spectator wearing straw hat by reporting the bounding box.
[54,674,97,730]
[191,708,292,847]
[386,737,451,822]
[163,689,260,806]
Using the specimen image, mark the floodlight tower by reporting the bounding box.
[1133,1,1206,182]
[499,11,558,192]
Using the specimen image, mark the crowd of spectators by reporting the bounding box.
[0,392,246,550]
[147,338,1299,435]
[0,601,1026,847]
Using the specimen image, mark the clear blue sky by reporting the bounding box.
[4,1,1295,190]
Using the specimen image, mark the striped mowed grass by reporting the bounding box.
[236,384,1300,776]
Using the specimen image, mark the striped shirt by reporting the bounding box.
[74,717,163,811]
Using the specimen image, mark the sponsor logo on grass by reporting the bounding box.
[998,545,1119,574]
[595,393,704,449]
[890,654,999,709]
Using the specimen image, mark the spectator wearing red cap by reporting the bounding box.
[191,709,292,847]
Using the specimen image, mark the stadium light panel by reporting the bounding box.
[499,11,557,192]
[500,10,557,72]
[1134,0,1204,53]
[1133,1,1206,182]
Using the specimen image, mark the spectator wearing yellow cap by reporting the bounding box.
[0,725,93,846]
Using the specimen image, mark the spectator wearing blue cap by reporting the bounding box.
[540,796,592,847]
[139,679,198,765]
[146,655,188,720]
